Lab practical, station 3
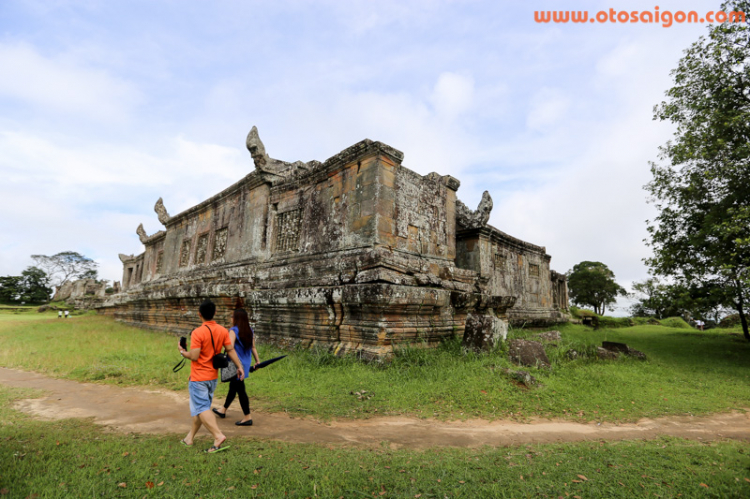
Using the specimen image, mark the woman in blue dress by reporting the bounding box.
[213,308,260,426]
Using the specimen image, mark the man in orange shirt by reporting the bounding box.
[177,300,244,453]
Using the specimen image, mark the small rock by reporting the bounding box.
[602,341,629,353]
[502,368,539,387]
[508,339,550,368]
[597,347,619,360]
[626,348,647,360]
[37,305,50,313]
[566,349,579,360]
[601,341,647,360]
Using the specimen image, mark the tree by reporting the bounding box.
[0,267,53,304]
[630,278,730,322]
[0,275,22,303]
[567,261,627,315]
[18,267,53,303]
[31,251,98,289]
[630,278,684,319]
[646,0,750,340]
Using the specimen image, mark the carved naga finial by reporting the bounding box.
[119,253,135,263]
[154,198,171,225]
[246,126,311,177]
[246,126,270,171]
[136,223,148,244]
[456,191,493,230]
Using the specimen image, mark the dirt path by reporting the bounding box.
[2,367,749,449]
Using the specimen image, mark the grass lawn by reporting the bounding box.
[0,312,748,422]
[2,312,750,497]
[1,385,749,498]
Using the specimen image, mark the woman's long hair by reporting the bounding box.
[233,308,253,347]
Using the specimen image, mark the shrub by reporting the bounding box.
[719,314,741,328]
[595,316,633,329]
[631,317,660,326]
[659,316,692,329]
[569,306,597,318]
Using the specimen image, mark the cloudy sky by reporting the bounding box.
[0,1,723,313]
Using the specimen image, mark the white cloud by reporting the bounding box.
[0,129,252,281]
[430,72,475,120]
[526,87,571,131]
[0,130,246,189]
[0,42,141,122]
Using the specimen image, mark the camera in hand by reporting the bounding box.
[180,337,187,350]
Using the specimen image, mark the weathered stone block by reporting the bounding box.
[462,311,508,351]
[597,347,620,360]
[501,368,539,387]
[508,339,550,368]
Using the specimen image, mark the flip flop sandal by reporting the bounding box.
[180,439,192,446]
[205,445,230,454]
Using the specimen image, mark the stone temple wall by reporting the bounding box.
[99,128,568,357]
[455,228,568,326]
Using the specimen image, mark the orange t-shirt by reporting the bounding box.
[189,321,231,382]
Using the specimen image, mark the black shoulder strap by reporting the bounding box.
[173,357,186,372]
[206,325,217,355]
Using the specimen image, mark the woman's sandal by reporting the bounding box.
[204,444,230,454]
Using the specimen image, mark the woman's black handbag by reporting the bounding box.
[206,325,229,369]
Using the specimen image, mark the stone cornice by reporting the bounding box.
[165,172,267,227]
[458,226,550,259]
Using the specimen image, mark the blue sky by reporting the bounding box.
[0,1,721,313]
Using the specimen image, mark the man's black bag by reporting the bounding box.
[206,325,229,369]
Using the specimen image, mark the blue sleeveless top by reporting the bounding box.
[229,326,254,375]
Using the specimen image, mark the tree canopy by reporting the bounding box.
[646,0,750,339]
[0,266,53,304]
[567,261,627,315]
[31,251,98,289]
[630,278,730,322]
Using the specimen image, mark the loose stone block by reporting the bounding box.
[508,339,550,368]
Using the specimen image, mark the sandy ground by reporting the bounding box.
[2,367,749,449]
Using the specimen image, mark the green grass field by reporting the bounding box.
[1,384,749,498]
[1,312,749,422]
[2,312,750,497]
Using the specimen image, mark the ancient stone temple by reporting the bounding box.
[54,279,120,309]
[99,128,569,358]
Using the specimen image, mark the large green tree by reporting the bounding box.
[18,266,53,303]
[567,261,627,315]
[630,278,730,322]
[31,251,98,289]
[647,0,750,339]
[629,278,685,319]
[0,267,53,304]
[0,275,22,303]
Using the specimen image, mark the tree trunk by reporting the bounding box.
[737,293,750,341]
[735,282,750,341]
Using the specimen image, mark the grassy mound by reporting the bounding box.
[658,316,692,329]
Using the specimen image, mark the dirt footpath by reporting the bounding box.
[2,367,749,449]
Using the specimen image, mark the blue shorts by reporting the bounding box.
[189,379,218,417]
